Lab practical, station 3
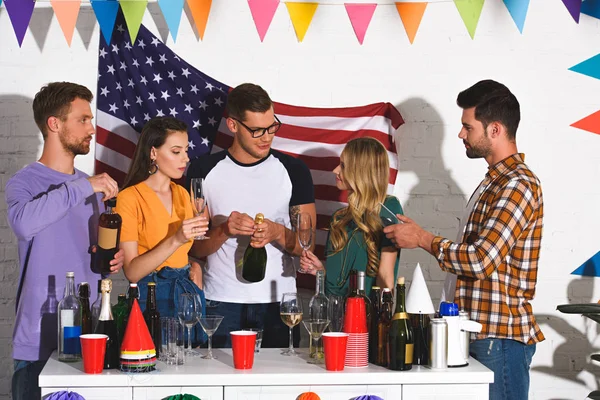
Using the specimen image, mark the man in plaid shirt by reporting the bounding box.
[384,80,543,400]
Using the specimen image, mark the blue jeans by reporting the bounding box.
[12,359,47,400]
[138,266,207,346]
[470,338,536,400]
[205,299,301,348]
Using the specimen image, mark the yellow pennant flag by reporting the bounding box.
[395,2,427,44]
[285,2,318,42]
[120,0,149,43]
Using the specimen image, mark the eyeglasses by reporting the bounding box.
[231,115,282,138]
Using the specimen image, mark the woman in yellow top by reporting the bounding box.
[116,117,208,344]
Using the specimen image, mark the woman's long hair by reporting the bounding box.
[121,117,188,190]
[328,137,390,277]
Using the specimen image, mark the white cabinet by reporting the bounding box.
[41,387,133,399]
[402,383,489,399]
[224,385,401,400]
[133,386,223,400]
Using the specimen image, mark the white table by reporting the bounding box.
[39,349,493,400]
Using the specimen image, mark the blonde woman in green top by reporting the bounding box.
[299,137,402,296]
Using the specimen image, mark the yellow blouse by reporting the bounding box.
[116,181,193,271]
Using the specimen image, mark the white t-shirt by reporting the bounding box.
[187,150,314,303]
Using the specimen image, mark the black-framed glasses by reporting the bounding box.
[231,115,282,138]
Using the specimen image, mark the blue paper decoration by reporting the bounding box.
[571,251,600,277]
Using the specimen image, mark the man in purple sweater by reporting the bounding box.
[5,82,123,400]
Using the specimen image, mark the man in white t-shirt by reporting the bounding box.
[188,83,316,348]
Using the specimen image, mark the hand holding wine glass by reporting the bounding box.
[190,178,208,240]
[296,213,313,274]
[299,250,323,275]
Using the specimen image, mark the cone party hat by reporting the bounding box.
[120,298,156,372]
[406,263,435,314]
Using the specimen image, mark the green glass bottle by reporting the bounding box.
[242,213,267,283]
[389,276,414,371]
[112,294,127,349]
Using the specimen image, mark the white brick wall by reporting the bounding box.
[1,1,600,399]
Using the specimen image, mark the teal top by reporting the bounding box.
[324,196,403,297]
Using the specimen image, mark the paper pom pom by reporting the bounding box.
[354,396,384,400]
[43,391,85,400]
[297,392,321,400]
[163,395,202,400]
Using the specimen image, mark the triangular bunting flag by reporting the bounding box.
[4,0,35,47]
[0,1,3,8]
[582,0,600,19]
[91,0,120,45]
[345,3,377,45]
[571,110,600,135]
[395,2,427,44]
[569,53,600,80]
[158,0,185,41]
[51,0,81,46]
[562,0,582,22]
[503,0,530,33]
[572,250,600,276]
[285,2,318,42]
[454,0,485,39]
[248,0,280,42]
[120,0,148,43]
[187,0,212,40]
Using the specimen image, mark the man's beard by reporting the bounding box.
[59,128,90,156]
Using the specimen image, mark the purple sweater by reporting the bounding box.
[5,162,103,361]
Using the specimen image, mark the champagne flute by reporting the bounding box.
[190,178,208,240]
[296,213,313,273]
[177,293,199,356]
[280,292,303,356]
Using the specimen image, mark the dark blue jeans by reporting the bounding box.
[12,359,47,400]
[138,266,207,347]
[470,338,536,400]
[205,299,301,349]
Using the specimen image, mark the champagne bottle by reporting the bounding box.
[78,282,92,335]
[112,294,127,349]
[124,282,139,329]
[58,272,82,362]
[389,277,414,371]
[242,213,267,283]
[375,288,393,367]
[368,286,382,364]
[143,282,162,358]
[91,279,102,331]
[94,279,119,369]
[308,270,329,358]
[95,198,122,275]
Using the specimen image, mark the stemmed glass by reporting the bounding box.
[302,319,330,364]
[280,292,303,356]
[296,213,313,273]
[328,295,345,332]
[198,315,224,359]
[178,293,200,356]
[190,177,208,240]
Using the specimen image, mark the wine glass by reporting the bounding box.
[190,177,208,240]
[328,295,345,332]
[198,315,224,359]
[280,292,303,356]
[177,293,199,356]
[302,319,330,364]
[296,213,313,273]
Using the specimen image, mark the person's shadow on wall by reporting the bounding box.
[393,97,466,303]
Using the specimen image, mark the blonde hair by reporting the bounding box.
[328,137,390,277]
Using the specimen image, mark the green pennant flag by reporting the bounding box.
[454,0,485,39]
[120,0,148,43]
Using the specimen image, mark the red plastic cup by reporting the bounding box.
[231,331,257,370]
[343,297,368,333]
[323,332,349,371]
[80,334,108,374]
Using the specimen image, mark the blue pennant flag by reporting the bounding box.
[91,0,120,45]
[571,251,600,277]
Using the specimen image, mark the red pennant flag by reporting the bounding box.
[571,110,600,135]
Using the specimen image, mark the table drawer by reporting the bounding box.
[133,386,223,400]
[225,385,401,400]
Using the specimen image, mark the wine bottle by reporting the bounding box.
[347,269,358,297]
[124,282,139,329]
[78,282,92,335]
[91,279,102,332]
[94,279,119,369]
[94,198,122,275]
[242,213,267,283]
[112,294,127,349]
[308,270,329,358]
[143,282,162,358]
[57,272,82,362]
[368,286,382,364]
[375,288,393,367]
[389,277,414,371]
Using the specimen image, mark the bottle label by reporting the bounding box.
[392,312,409,321]
[405,343,414,364]
[98,227,118,250]
[63,325,82,354]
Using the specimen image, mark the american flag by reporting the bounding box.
[95,19,404,263]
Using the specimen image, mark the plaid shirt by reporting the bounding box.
[432,153,544,344]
